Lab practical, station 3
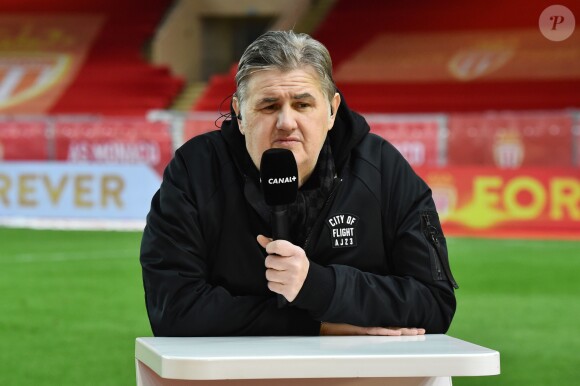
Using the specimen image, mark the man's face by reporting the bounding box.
[233,67,340,186]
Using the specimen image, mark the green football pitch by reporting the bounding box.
[0,227,578,385]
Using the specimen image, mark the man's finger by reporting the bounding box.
[257,235,290,255]
[265,267,285,283]
[265,255,287,270]
[385,327,426,336]
[266,280,284,295]
[257,234,272,250]
[367,327,402,336]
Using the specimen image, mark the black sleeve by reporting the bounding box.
[140,149,320,336]
[290,143,457,333]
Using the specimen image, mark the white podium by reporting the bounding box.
[135,335,500,386]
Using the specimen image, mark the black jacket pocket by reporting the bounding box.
[420,211,459,289]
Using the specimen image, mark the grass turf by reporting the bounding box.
[0,228,150,385]
[447,237,580,386]
[0,228,578,385]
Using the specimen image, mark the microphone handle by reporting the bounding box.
[271,206,290,307]
[271,206,290,240]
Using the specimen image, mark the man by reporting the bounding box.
[140,31,457,337]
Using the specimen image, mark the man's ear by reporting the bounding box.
[232,96,240,118]
[232,96,244,134]
[328,92,341,130]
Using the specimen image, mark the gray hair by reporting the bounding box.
[234,30,336,107]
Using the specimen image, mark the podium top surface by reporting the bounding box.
[135,335,500,380]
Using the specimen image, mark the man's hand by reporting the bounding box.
[257,235,309,302]
[320,322,426,336]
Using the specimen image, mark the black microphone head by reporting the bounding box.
[260,148,298,206]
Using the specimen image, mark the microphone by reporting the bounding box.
[260,148,298,240]
[260,149,298,307]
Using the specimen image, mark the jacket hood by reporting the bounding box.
[327,91,371,170]
[221,91,370,177]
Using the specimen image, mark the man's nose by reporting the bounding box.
[276,107,296,131]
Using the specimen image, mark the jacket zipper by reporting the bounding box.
[422,214,443,280]
[303,178,343,254]
[422,213,459,289]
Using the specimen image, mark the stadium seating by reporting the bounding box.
[192,65,237,113]
[0,0,183,115]
[192,0,580,113]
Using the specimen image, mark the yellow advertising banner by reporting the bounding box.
[417,167,580,239]
[0,15,104,114]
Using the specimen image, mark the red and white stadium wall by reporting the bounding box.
[0,110,579,238]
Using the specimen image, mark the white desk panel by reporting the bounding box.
[135,335,499,381]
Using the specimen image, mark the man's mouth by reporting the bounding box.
[273,137,301,146]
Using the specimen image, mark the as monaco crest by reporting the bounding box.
[426,173,457,221]
[493,129,524,168]
[448,44,514,81]
[0,54,71,110]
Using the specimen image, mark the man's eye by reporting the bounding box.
[297,103,310,109]
[263,105,277,111]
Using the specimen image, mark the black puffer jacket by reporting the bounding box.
[140,97,457,336]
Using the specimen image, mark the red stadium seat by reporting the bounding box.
[192,0,580,114]
[0,0,184,116]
